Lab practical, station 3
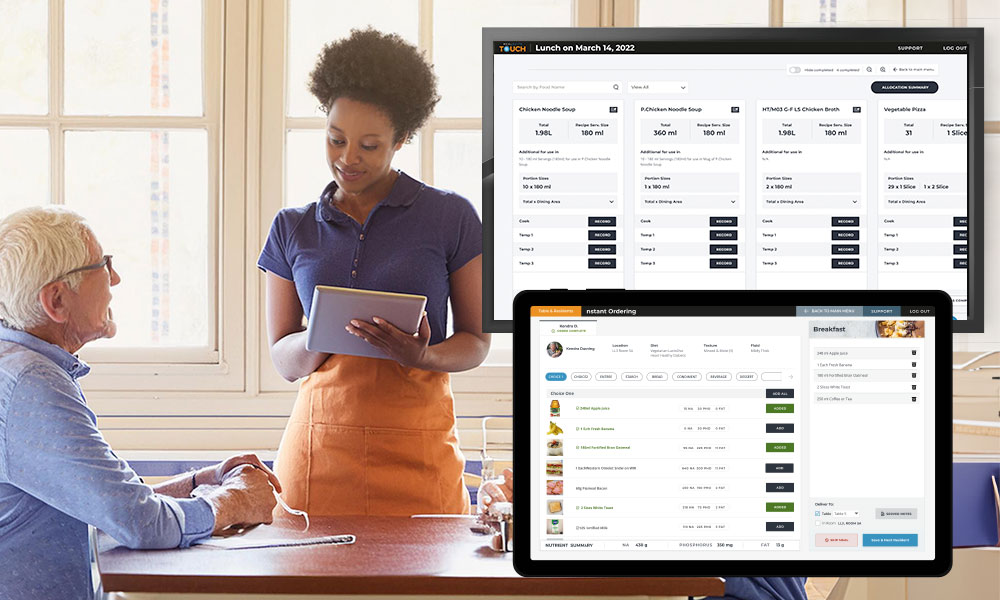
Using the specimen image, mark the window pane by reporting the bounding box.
[0,0,47,114]
[64,0,203,116]
[784,0,902,26]
[969,0,1000,120]
[286,0,419,118]
[433,130,481,215]
[285,129,420,208]
[0,129,49,215]
[638,0,769,26]
[433,0,573,117]
[64,130,209,348]
[904,0,951,26]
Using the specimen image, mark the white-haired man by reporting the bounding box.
[0,206,279,599]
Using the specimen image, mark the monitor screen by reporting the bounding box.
[513,290,952,577]
[484,28,984,332]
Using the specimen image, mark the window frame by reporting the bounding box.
[0,0,247,392]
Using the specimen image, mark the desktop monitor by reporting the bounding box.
[513,289,952,577]
[484,28,984,332]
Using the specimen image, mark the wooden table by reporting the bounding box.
[97,515,724,596]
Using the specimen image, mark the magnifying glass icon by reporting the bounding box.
[613,83,619,90]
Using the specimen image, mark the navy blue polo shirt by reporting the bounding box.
[258,171,482,345]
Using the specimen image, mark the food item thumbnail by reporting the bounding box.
[547,421,564,435]
[876,320,924,338]
[547,439,563,456]
[547,519,563,534]
[546,479,564,495]
[548,500,563,514]
[546,461,563,476]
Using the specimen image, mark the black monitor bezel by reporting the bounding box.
[483,27,985,333]
[513,289,953,577]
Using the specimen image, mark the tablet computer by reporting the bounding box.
[305,285,427,360]
[513,290,952,577]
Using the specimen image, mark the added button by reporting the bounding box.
[766,442,794,452]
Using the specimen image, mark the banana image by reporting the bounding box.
[547,421,563,435]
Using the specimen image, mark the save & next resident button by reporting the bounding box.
[863,534,918,547]
[546,372,567,381]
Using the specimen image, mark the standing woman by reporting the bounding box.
[259,29,490,516]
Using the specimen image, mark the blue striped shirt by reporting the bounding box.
[0,326,214,600]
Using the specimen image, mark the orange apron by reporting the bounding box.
[274,354,470,516]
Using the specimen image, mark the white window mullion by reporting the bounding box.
[50,0,63,206]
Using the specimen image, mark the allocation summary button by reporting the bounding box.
[765,389,794,399]
[766,482,795,493]
[766,522,795,532]
[589,230,617,241]
[765,463,794,473]
[832,258,860,269]
[766,502,795,512]
[832,230,860,240]
[862,534,918,547]
[766,442,794,452]
[545,372,567,381]
[710,258,738,269]
[588,258,617,269]
[870,81,939,93]
[588,216,617,227]
[766,423,794,433]
[831,216,860,227]
[766,404,794,414]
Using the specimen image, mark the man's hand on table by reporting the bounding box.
[202,464,279,534]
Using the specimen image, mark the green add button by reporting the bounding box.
[766,442,795,452]
[766,502,794,512]
[766,403,794,413]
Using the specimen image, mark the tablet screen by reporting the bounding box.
[516,291,951,575]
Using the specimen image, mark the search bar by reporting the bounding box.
[512,81,622,94]
[626,81,688,94]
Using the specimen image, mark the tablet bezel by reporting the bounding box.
[513,289,953,577]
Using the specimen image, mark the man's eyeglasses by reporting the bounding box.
[47,255,113,285]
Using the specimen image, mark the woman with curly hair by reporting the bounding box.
[258,28,489,516]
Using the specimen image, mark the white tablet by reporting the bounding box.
[304,285,427,360]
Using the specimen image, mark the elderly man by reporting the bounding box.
[0,206,279,599]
